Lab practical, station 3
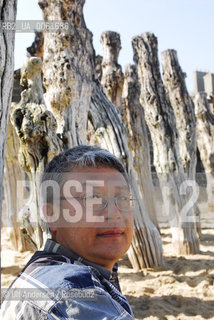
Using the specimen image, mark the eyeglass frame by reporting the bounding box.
[60,194,137,212]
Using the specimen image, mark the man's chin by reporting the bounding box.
[93,247,128,262]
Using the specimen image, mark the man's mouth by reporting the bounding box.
[97,229,124,238]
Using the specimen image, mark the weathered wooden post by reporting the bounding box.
[132,32,199,254]
[194,92,214,208]
[162,49,201,236]
[100,31,124,108]
[122,64,159,228]
[10,57,61,249]
[0,0,17,241]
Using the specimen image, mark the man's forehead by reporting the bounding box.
[64,172,126,186]
[67,170,125,180]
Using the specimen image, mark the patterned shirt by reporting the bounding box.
[1,239,134,319]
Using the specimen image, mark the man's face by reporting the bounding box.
[49,166,134,270]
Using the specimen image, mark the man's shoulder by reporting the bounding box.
[17,251,96,290]
[2,251,97,319]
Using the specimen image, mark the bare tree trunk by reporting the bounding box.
[100,31,124,108]
[132,32,199,254]
[161,49,201,237]
[194,92,214,207]
[122,64,159,229]
[0,0,17,250]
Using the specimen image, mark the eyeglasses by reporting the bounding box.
[60,194,136,212]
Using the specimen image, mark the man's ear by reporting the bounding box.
[42,203,57,233]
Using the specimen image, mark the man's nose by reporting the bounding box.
[105,202,122,221]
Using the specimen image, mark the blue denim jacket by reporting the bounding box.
[2,239,134,319]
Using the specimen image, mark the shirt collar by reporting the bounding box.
[44,239,118,281]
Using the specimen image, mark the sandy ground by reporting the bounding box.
[1,207,214,319]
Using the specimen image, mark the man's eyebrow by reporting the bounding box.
[110,185,129,191]
[81,181,105,187]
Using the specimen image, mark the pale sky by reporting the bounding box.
[15,0,214,94]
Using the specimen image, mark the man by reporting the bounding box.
[2,145,135,319]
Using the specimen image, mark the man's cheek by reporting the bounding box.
[124,213,134,224]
